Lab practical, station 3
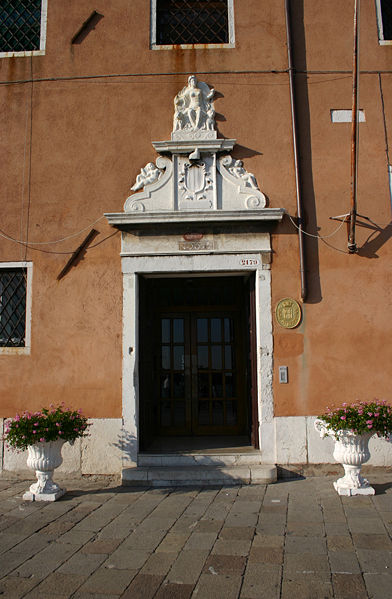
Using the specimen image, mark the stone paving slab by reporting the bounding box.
[0,473,391,597]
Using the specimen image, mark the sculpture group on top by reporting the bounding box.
[126,75,266,213]
[173,75,215,134]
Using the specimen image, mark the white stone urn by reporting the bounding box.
[314,419,375,496]
[23,440,66,501]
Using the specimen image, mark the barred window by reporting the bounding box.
[0,263,32,352]
[152,0,234,48]
[0,269,27,347]
[376,0,392,43]
[0,0,48,56]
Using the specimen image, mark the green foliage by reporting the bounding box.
[319,400,392,438]
[4,403,89,451]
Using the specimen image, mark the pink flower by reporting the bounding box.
[33,422,39,426]
[32,430,36,434]
[56,423,60,427]
[39,438,45,442]
[15,414,20,421]
[374,413,380,418]
[358,409,363,415]
[340,416,346,420]
[368,412,373,417]
[342,403,347,407]
[366,420,373,425]
[367,424,373,429]
[58,431,63,435]
[74,428,79,432]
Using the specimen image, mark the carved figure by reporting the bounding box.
[228,159,259,189]
[131,162,162,192]
[173,75,215,132]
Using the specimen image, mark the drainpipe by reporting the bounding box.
[285,0,307,301]
[348,0,360,254]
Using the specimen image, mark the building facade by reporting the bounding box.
[1,0,391,481]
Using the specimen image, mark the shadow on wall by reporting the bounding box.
[290,0,322,304]
[111,430,137,465]
[357,221,392,258]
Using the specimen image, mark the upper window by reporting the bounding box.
[0,0,48,57]
[0,263,32,353]
[376,0,392,44]
[151,0,235,49]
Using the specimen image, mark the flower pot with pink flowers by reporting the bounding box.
[3,404,89,501]
[314,400,392,496]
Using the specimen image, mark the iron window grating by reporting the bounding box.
[156,0,229,45]
[0,268,27,347]
[380,0,392,40]
[0,0,42,53]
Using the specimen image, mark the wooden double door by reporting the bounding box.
[139,276,256,445]
[157,311,244,436]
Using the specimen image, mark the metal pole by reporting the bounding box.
[348,0,360,253]
[285,0,307,300]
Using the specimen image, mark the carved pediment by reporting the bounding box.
[106,76,285,227]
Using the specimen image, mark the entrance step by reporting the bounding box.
[122,464,277,487]
[138,453,264,467]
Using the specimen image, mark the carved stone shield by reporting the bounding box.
[183,163,206,194]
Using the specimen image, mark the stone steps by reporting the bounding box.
[122,462,277,487]
[138,453,264,467]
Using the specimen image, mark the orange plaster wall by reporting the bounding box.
[272,8,392,416]
[0,1,391,420]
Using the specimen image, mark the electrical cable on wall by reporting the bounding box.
[0,69,390,88]
[0,215,105,246]
[288,214,348,239]
[0,226,119,255]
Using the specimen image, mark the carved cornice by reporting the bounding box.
[152,138,236,154]
[105,208,286,229]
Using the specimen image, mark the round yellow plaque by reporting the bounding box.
[275,298,302,329]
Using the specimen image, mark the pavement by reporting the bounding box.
[0,473,391,599]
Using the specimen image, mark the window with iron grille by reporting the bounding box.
[0,0,48,56]
[152,0,234,48]
[376,0,392,43]
[0,263,32,351]
[0,268,27,347]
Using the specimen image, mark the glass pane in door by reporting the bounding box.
[159,317,187,430]
[195,316,239,431]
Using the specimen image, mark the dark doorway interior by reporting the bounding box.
[139,275,257,451]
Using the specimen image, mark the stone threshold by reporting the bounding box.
[122,464,277,487]
[138,453,264,467]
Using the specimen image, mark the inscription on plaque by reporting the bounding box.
[275,298,302,329]
[179,240,213,251]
